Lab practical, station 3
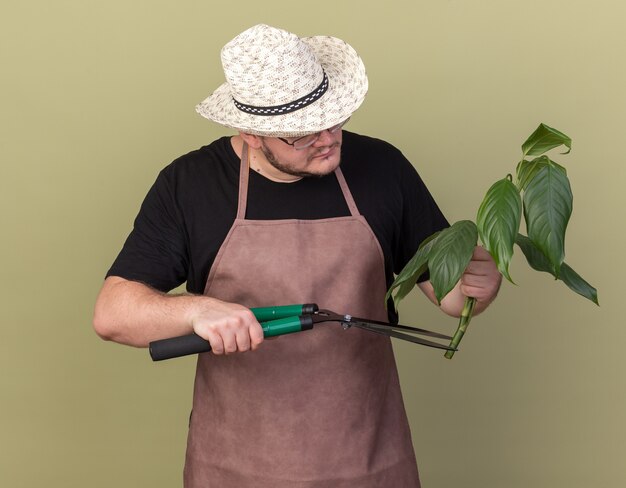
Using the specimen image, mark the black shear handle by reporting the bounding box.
[149,314,314,361]
[150,334,209,361]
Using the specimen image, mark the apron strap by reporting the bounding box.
[236,142,251,219]
[236,142,361,219]
[334,167,361,217]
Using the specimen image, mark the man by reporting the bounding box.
[94,24,501,488]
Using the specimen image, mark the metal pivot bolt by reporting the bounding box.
[341,315,352,330]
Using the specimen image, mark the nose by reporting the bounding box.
[314,127,339,146]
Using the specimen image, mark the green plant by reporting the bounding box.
[386,124,599,359]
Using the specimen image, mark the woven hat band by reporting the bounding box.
[232,71,329,116]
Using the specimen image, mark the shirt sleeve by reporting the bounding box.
[106,166,189,292]
[394,156,449,281]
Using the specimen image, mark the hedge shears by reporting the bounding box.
[149,303,456,361]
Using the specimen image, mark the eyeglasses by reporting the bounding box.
[276,118,350,150]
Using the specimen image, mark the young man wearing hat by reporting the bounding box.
[94,24,501,488]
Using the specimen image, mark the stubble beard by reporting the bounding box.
[260,141,341,178]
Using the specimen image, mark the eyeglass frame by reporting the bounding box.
[275,118,350,150]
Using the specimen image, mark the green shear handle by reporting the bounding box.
[149,304,318,361]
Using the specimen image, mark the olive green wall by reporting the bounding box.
[2,1,624,486]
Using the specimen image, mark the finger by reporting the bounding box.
[465,255,499,275]
[249,322,264,350]
[461,273,486,287]
[471,246,495,261]
[464,261,494,276]
[234,327,251,353]
[463,265,502,283]
[222,329,239,355]
[204,329,225,355]
[460,284,487,300]
[461,275,502,300]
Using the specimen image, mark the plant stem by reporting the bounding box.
[444,296,476,359]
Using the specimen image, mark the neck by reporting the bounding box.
[249,147,303,183]
[231,136,302,183]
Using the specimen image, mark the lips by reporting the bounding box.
[310,143,340,160]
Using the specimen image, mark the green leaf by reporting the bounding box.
[523,160,573,277]
[516,159,542,191]
[516,156,567,191]
[428,220,478,304]
[386,231,442,309]
[514,233,556,276]
[515,234,599,305]
[522,123,572,158]
[559,263,599,305]
[476,177,522,282]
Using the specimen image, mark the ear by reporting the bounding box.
[238,132,264,149]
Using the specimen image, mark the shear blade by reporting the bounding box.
[351,324,456,352]
[355,319,453,340]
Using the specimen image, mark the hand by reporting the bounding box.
[189,298,264,355]
[459,246,502,307]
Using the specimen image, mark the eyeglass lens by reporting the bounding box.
[292,119,349,149]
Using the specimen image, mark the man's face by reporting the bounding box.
[259,127,343,179]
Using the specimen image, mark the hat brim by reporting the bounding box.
[195,35,368,137]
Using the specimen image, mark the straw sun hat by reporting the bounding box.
[196,24,368,137]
